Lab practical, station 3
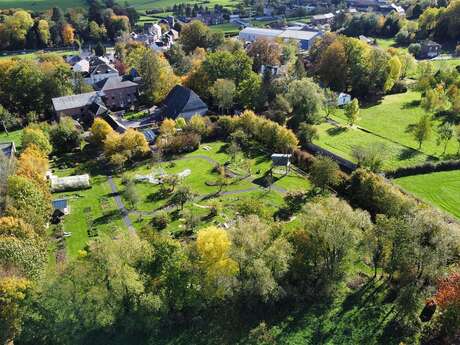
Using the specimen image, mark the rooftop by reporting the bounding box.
[0,142,15,158]
[52,92,102,112]
[94,76,138,91]
[240,27,322,41]
[239,27,283,37]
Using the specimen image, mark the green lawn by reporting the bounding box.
[395,170,460,219]
[314,123,432,170]
[0,50,78,60]
[54,175,125,258]
[0,0,85,10]
[431,57,460,71]
[329,91,459,161]
[209,23,240,34]
[0,128,23,149]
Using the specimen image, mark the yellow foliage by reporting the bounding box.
[90,118,114,146]
[159,118,176,136]
[196,226,238,278]
[16,144,49,182]
[61,23,75,45]
[0,276,31,343]
[122,128,150,156]
[0,216,35,240]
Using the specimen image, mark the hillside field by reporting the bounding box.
[0,0,240,12]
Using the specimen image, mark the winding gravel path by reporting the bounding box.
[107,176,136,234]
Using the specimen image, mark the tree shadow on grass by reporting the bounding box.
[327,126,348,136]
[398,148,422,161]
[402,99,421,109]
[92,209,123,226]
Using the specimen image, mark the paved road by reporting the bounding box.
[107,176,136,234]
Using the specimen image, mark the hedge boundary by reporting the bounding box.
[386,159,460,178]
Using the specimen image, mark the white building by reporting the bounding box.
[239,27,322,50]
[337,93,352,106]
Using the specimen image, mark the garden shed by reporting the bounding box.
[50,174,91,192]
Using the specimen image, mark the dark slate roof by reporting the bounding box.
[94,76,138,91]
[52,199,68,211]
[161,85,208,120]
[422,40,441,47]
[88,100,108,116]
[271,153,292,166]
[89,61,118,76]
[0,142,15,158]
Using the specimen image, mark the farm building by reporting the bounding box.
[239,27,322,50]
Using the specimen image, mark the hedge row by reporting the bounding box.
[386,159,460,178]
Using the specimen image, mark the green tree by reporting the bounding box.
[309,156,341,192]
[384,55,402,92]
[179,20,211,53]
[297,123,319,148]
[6,175,51,237]
[49,117,81,153]
[124,180,139,209]
[323,88,338,120]
[21,127,52,155]
[412,115,432,149]
[170,185,193,210]
[94,41,106,56]
[351,143,387,173]
[285,78,325,127]
[129,47,179,103]
[291,197,371,295]
[237,72,263,110]
[344,98,360,126]
[211,79,236,114]
[437,122,454,155]
[229,215,293,302]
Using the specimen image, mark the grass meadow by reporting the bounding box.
[395,170,460,219]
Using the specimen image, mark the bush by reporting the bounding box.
[150,211,170,230]
[347,169,415,217]
[408,43,421,57]
[49,117,81,153]
[291,149,316,172]
[387,80,408,95]
[158,133,201,155]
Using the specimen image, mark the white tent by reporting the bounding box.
[50,174,91,192]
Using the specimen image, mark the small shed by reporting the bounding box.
[0,142,16,159]
[52,199,70,224]
[50,174,91,192]
[337,92,352,106]
[271,153,292,174]
[420,40,441,59]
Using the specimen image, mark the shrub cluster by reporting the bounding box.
[216,110,298,153]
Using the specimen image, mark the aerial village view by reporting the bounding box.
[0,0,459,344]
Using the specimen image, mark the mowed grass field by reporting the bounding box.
[314,123,432,170]
[332,91,459,158]
[0,0,239,12]
[316,90,460,170]
[0,0,85,10]
[395,170,460,219]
